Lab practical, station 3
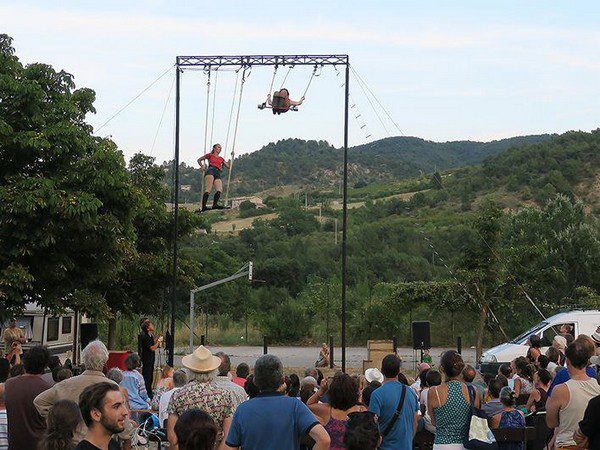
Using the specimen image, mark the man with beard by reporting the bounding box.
[75,383,128,450]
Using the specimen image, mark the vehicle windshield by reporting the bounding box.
[510,321,548,344]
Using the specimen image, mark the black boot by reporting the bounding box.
[201,192,210,211]
[212,191,224,209]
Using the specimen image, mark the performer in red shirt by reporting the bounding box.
[197,143,230,211]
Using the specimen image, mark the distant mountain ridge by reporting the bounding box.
[229,134,554,194]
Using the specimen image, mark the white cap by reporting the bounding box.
[364,367,384,384]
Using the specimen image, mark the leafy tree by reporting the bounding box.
[0,34,136,318]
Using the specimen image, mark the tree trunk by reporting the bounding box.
[475,302,487,362]
[107,316,117,350]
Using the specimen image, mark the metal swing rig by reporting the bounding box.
[170,54,351,373]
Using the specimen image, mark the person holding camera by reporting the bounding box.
[137,319,162,398]
[3,319,25,366]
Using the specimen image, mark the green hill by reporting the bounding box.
[165,134,553,199]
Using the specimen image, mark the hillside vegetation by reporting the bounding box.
[174,130,600,351]
[165,134,553,200]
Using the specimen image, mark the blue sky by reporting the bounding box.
[3,1,600,164]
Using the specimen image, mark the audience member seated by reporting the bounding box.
[344,411,381,450]
[526,368,551,412]
[75,382,127,450]
[429,350,480,450]
[370,354,419,450]
[300,383,317,404]
[38,399,83,450]
[546,338,600,449]
[315,343,330,368]
[8,364,24,378]
[411,363,430,396]
[498,363,514,389]
[244,375,260,399]
[121,353,150,412]
[225,354,330,450]
[150,365,174,411]
[489,387,526,450]
[361,381,381,408]
[285,374,301,398]
[574,393,600,450]
[214,352,248,407]
[159,369,187,428]
[232,363,249,388]
[536,354,549,371]
[512,357,535,397]
[421,369,442,433]
[463,364,485,399]
[167,346,234,448]
[5,345,51,450]
[481,377,505,419]
[174,409,218,450]
[34,340,132,445]
[41,355,62,386]
[545,347,561,374]
[307,373,366,449]
[526,335,542,363]
[55,367,73,382]
[107,368,130,410]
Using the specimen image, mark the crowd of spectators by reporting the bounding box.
[0,324,599,450]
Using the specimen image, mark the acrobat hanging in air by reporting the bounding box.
[198,143,230,211]
[265,89,304,114]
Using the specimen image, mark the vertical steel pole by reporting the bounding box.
[169,62,180,367]
[341,60,349,373]
[189,291,194,353]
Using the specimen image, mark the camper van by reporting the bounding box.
[479,310,600,374]
[1,303,77,360]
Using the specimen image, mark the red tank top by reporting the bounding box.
[205,152,225,170]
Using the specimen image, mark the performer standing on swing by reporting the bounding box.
[198,143,230,211]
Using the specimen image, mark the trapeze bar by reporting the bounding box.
[176,54,349,69]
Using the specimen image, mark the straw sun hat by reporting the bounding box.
[181,345,222,373]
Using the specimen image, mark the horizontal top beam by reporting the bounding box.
[177,54,349,69]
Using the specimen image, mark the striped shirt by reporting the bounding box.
[0,408,8,450]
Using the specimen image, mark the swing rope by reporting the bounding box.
[301,64,321,99]
[224,70,241,154]
[279,66,292,89]
[224,66,249,206]
[201,69,212,195]
[267,65,278,98]
[209,69,219,146]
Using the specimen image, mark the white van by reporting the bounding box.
[479,310,600,374]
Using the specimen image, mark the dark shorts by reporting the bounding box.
[206,166,222,179]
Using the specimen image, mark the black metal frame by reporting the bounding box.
[170,54,350,372]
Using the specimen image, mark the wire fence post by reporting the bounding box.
[329,335,334,369]
[263,336,268,355]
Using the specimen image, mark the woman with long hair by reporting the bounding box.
[174,409,218,450]
[513,357,535,397]
[197,143,230,211]
[38,399,82,450]
[307,373,366,450]
[428,350,481,450]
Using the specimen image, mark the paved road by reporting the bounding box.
[172,345,477,371]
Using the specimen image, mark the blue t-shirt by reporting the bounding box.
[369,381,419,450]
[548,366,597,396]
[225,392,319,450]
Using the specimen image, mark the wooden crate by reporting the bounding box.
[362,340,395,373]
